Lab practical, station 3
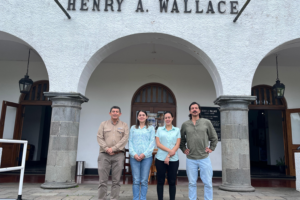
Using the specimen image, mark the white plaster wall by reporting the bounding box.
[1,1,300,95]
[266,110,285,166]
[77,63,222,170]
[252,65,300,109]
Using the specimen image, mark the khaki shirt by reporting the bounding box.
[97,119,129,153]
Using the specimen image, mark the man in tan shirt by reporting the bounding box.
[97,106,129,200]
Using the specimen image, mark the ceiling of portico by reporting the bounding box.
[0,40,42,61]
[259,47,300,67]
[102,43,200,65]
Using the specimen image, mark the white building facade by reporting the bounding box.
[0,0,300,192]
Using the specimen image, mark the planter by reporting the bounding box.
[278,165,285,174]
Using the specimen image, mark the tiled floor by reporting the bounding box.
[0,175,296,188]
[0,183,299,200]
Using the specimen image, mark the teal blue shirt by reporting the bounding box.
[155,126,181,161]
[129,125,155,158]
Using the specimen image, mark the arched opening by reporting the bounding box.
[77,34,221,174]
[252,38,300,176]
[77,33,223,97]
[0,31,49,170]
[131,83,177,127]
[248,85,289,177]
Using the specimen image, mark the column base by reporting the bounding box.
[219,183,255,192]
[41,182,78,189]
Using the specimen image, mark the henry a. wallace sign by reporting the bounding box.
[67,0,240,14]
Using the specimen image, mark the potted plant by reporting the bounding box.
[276,157,285,173]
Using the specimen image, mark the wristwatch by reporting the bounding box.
[167,155,170,158]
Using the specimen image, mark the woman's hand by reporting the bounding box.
[139,153,145,160]
[168,149,176,157]
[164,156,170,165]
[134,154,141,161]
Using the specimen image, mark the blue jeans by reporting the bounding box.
[130,156,153,200]
[186,157,213,200]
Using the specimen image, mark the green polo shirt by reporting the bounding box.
[180,118,218,160]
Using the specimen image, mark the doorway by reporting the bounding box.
[0,80,51,174]
[248,110,286,176]
[131,83,177,127]
[249,85,290,177]
[19,105,51,174]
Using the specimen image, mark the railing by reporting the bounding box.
[0,139,28,200]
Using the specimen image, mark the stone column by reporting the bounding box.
[41,93,88,189]
[214,95,256,192]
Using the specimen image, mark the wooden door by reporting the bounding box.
[0,101,23,167]
[286,109,300,176]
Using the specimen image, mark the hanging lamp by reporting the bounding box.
[272,54,285,98]
[19,49,33,94]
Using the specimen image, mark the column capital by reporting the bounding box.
[214,95,256,105]
[44,92,89,103]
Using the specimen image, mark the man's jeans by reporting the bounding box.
[186,157,213,200]
[130,157,153,200]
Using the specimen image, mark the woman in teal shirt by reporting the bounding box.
[155,111,181,200]
[129,110,155,200]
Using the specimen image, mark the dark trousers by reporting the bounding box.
[155,159,179,200]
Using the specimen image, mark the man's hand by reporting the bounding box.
[205,147,212,153]
[134,154,141,162]
[139,153,145,160]
[168,149,176,157]
[108,152,115,156]
[106,148,113,154]
[164,156,170,165]
[184,149,190,155]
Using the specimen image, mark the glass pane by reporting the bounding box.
[266,89,270,105]
[25,93,29,100]
[157,111,165,127]
[168,94,174,103]
[135,93,140,102]
[256,88,260,104]
[163,89,166,103]
[260,88,265,105]
[3,106,17,139]
[142,89,146,102]
[271,90,276,105]
[31,86,36,100]
[43,84,47,100]
[147,87,151,102]
[158,87,161,102]
[153,87,156,102]
[291,113,300,144]
[37,84,41,101]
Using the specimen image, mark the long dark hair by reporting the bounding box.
[189,102,201,120]
[136,110,149,129]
